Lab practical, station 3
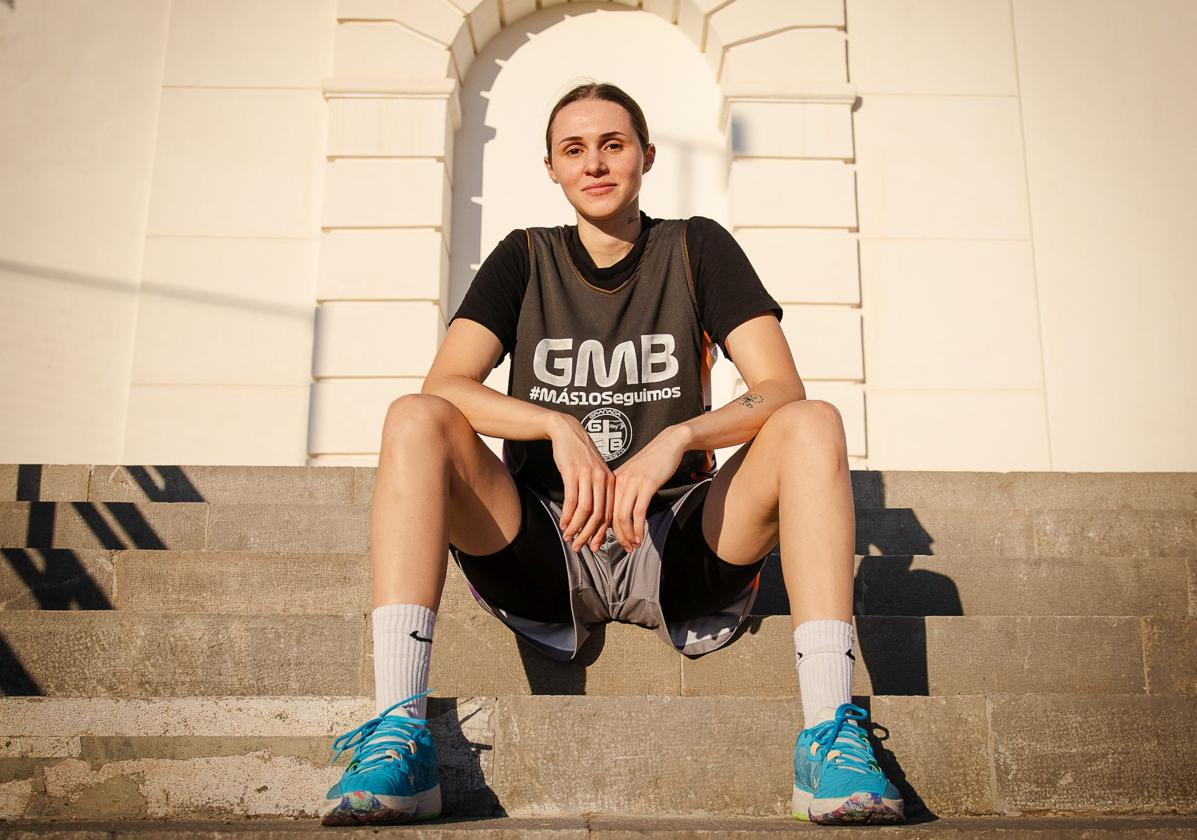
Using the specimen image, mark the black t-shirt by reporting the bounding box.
[450,210,782,366]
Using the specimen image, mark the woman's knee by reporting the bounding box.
[381,393,468,450]
[760,399,847,455]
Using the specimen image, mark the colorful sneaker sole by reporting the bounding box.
[320,784,442,826]
[792,786,903,825]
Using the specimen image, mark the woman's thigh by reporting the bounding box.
[382,393,522,557]
[659,480,768,624]
[451,480,573,623]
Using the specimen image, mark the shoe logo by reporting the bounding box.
[409,631,433,643]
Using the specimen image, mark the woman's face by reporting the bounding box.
[544,97,655,222]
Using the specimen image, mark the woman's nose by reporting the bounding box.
[584,150,607,174]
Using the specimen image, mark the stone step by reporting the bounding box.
[2,501,1194,557]
[6,465,1195,513]
[1,611,1192,698]
[1,694,1194,821]
[3,816,1197,838]
[3,549,1191,619]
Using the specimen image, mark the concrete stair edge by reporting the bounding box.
[3,815,1197,838]
[0,694,1194,822]
[1,611,1193,698]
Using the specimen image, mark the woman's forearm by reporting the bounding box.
[670,377,806,452]
[421,374,564,441]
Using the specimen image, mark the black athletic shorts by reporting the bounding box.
[453,478,766,625]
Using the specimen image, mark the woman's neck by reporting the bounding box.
[576,204,643,269]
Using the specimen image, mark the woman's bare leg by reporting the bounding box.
[695,399,854,628]
[370,393,524,611]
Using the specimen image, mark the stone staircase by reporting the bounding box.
[1,464,1195,837]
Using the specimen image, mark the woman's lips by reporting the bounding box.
[584,184,616,194]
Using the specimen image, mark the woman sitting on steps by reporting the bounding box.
[318,80,904,828]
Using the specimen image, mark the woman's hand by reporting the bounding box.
[546,413,615,553]
[611,426,689,553]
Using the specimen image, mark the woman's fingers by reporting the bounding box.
[632,492,648,546]
[586,473,612,552]
[562,471,593,544]
[559,473,577,532]
[572,471,606,551]
[614,480,637,552]
[593,477,615,552]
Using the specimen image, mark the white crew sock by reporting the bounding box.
[372,603,436,718]
[794,618,855,729]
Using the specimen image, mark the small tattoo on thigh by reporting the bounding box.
[735,392,764,409]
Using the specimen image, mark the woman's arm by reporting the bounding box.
[421,317,559,441]
[670,313,806,451]
[422,316,615,553]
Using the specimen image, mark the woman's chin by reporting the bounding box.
[573,194,635,220]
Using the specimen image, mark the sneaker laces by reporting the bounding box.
[812,703,881,776]
[329,689,432,772]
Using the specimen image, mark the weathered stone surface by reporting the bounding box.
[851,472,1013,512]
[0,613,364,697]
[0,549,113,610]
[493,695,991,818]
[920,616,1144,695]
[858,508,1197,559]
[0,737,79,759]
[413,614,681,697]
[682,616,1146,697]
[1003,472,1197,512]
[88,466,354,505]
[4,695,1194,822]
[858,695,993,818]
[0,696,495,820]
[0,819,589,838]
[1187,555,1196,617]
[0,466,90,503]
[353,466,376,505]
[990,694,1197,814]
[1031,510,1195,558]
[110,550,475,616]
[853,554,1187,617]
[0,696,373,737]
[1142,617,1197,695]
[7,466,1193,512]
[205,504,369,553]
[3,814,1197,837]
[0,503,208,551]
[0,609,1153,699]
[590,814,1197,837]
[853,471,1197,513]
[854,509,1031,557]
[113,551,370,614]
[8,545,1183,622]
[754,554,1190,618]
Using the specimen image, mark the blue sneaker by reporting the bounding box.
[320,690,442,826]
[792,703,904,824]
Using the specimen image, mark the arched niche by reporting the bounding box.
[311,0,858,465]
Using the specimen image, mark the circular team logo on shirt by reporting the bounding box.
[582,407,632,461]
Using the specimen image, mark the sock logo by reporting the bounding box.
[409,630,433,643]
[796,647,855,661]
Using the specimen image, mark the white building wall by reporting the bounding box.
[1,0,1193,472]
[128,0,334,465]
[1010,0,1197,471]
[0,1,171,464]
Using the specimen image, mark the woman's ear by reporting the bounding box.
[544,155,558,183]
[642,143,656,174]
